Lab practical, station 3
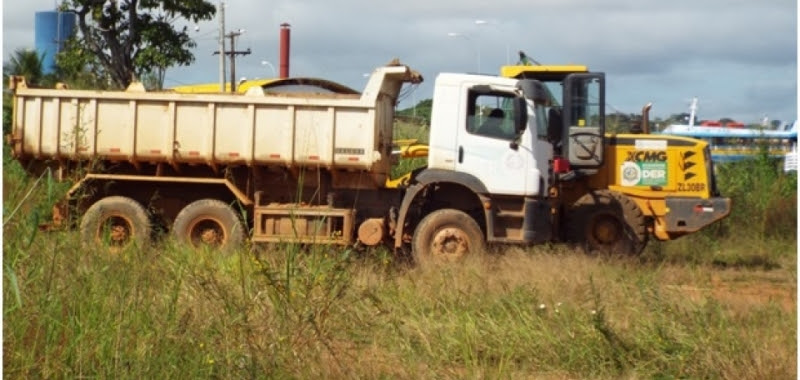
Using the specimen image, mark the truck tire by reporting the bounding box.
[411,209,486,266]
[172,199,244,251]
[80,196,151,251]
[566,190,647,255]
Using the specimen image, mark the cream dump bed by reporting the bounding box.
[11,65,419,175]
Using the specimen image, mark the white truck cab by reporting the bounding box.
[395,71,607,257]
[427,73,553,197]
[427,72,606,197]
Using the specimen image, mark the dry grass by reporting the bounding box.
[3,142,797,378]
[3,228,796,379]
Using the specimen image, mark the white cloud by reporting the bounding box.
[3,0,797,121]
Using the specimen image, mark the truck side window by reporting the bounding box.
[467,92,517,140]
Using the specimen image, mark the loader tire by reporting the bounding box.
[411,209,486,266]
[566,190,647,255]
[80,196,152,251]
[173,199,244,252]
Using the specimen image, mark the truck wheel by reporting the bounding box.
[80,196,151,251]
[411,209,485,266]
[566,190,647,255]
[172,199,244,251]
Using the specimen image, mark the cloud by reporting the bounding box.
[3,0,797,121]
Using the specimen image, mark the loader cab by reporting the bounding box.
[501,65,606,175]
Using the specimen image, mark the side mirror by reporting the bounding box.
[513,97,528,134]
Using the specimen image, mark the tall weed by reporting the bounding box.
[656,151,797,268]
[2,121,795,378]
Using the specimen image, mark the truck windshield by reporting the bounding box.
[528,83,560,141]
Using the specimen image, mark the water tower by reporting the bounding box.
[34,10,77,74]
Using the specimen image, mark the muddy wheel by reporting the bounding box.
[80,196,151,251]
[172,199,244,251]
[411,209,485,266]
[566,190,647,255]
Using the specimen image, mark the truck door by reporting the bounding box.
[563,73,605,171]
[455,86,544,196]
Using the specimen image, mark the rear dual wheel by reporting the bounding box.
[80,196,151,251]
[172,199,244,251]
[80,196,244,252]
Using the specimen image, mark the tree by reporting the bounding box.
[61,0,216,89]
[57,36,111,89]
[3,49,49,134]
[396,98,433,126]
[4,49,46,86]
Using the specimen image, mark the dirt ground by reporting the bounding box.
[667,268,796,314]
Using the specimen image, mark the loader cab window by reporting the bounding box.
[562,73,606,169]
[467,91,517,140]
[564,75,604,130]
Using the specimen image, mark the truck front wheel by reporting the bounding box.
[411,209,486,266]
[80,196,152,251]
[172,199,244,251]
[566,190,647,255]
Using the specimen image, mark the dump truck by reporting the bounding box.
[8,61,731,262]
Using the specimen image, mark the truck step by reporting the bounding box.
[496,210,525,218]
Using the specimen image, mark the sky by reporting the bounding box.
[3,0,798,124]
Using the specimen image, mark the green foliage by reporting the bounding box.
[3,137,796,377]
[396,98,432,126]
[4,49,44,85]
[60,0,216,89]
[55,36,111,90]
[3,91,12,136]
[3,48,59,88]
[606,111,643,133]
[653,150,797,268]
[2,100,796,378]
[714,151,797,239]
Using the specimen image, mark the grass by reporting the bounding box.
[3,237,795,378]
[3,127,797,378]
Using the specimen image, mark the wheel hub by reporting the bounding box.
[100,216,133,246]
[109,225,129,243]
[191,219,225,247]
[591,215,621,245]
[431,227,469,261]
[200,228,220,245]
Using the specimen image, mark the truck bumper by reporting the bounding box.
[663,196,731,235]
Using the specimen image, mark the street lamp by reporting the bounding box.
[474,19,510,64]
[447,32,481,73]
[261,60,277,78]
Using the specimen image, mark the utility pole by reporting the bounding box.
[226,30,250,93]
[218,2,225,92]
[213,29,250,93]
[212,2,250,93]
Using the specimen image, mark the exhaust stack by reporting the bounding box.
[279,23,291,78]
[641,103,653,134]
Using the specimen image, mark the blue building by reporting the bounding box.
[34,11,77,74]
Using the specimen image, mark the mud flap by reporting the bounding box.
[522,197,552,244]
